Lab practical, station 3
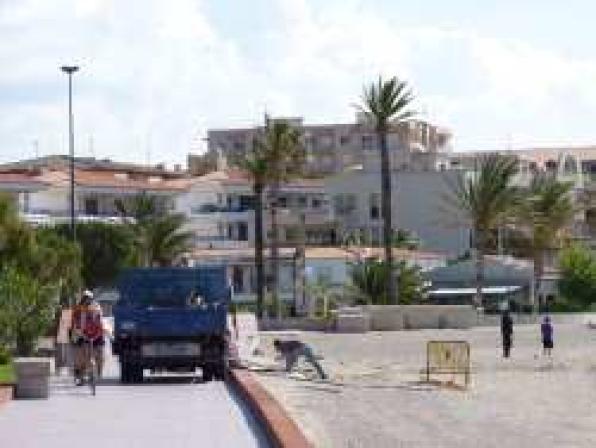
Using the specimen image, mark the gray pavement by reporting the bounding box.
[256,323,596,447]
[0,349,269,448]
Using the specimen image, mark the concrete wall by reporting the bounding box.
[259,317,329,332]
[362,305,476,330]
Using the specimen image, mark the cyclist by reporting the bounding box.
[71,290,104,386]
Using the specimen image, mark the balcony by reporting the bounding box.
[21,212,132,227]
[193,236,250,249]
[191,204,254,215]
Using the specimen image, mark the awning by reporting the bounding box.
[428,286,522,296]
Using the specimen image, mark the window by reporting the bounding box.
[334,194,356,215]
[232,266,244,293]
[545,160,557,171]
[233,141,245,152]
[238,222,248,241]
[84,198,99,216]
[298,196,307,208]
[340,135,351,146]
[227,224,233,239]
[277,196,288,208]
[370,193,380,220]
[312,197,322,209]
[362,135,374,151]
[239,195,255,210]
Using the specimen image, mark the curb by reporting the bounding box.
[0,384,14,406]
[228,369,312,448]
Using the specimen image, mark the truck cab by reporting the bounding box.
[113,267,230,383]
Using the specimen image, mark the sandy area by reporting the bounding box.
[253,323,596,448]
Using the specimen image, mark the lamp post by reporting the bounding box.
[60,65,79,241]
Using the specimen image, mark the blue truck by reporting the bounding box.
[112,267,230,383]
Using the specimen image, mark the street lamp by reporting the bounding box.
[60,65,79,241]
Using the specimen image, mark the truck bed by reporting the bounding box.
[114,306,226,338]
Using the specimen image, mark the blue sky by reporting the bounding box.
[1,0,596,166]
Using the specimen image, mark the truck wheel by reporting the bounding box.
[213,363,227,381]
[202,365,214,382]
[131,364,144,383]
[120,360,131,384]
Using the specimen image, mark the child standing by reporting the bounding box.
[541,315,554,357]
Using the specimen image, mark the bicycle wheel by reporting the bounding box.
[89,359,96,396]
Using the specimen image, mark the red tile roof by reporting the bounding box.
[0,171,49,187]
[0,167,191,191]
[72,169,191,191]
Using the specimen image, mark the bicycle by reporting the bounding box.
[82,338,98,396]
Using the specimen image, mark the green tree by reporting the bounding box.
[356,76,415,304]
[349,258,428,305]
[236,141,269,319]
[515,175,575,309]
[0,195,81,302]
[49,222,132,289]
[392,229,419,249]
[255,117,305,318]
[32,229,82,301]
[0,266,59,356]
[557,244,596,311]
[305,279,337,319]
[443,154,519,308]
[116,195,193,267]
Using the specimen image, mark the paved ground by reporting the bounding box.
[255,323,596,448]
[0,348,269,448]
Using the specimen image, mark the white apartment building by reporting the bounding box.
[447,147,596,245]
[326,168,470,256]
[190,116,452,177]
[0,155,189,225]
[177,168,336,249]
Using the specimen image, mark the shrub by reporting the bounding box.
[0,345,11,365]
[0,266,59,356]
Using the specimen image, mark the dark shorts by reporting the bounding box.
[543,339,553,349]
[74,337,104,347]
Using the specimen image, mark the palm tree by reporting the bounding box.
[348,258,428,305]
[116,195,193,267]
[236,142,269,319]
[516,174,575,310]
[443,153,519,308]
[257,117,304,318]
[356,76,415,304]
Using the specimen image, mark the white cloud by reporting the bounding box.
[2,0,596,166]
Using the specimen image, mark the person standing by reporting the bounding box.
[541,315,554,357]
[501,310,513,358]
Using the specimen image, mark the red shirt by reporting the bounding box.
[72,302,103,341]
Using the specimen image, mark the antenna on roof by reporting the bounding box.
[33,139,39,159]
